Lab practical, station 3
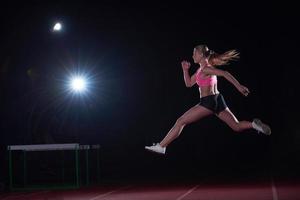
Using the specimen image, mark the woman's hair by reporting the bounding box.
[195,45,240,66]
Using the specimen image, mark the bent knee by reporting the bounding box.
[176,117,189,126]
[231,123,243,132]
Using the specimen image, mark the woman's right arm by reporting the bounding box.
[181,61,196,87]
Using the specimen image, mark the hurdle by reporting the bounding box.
[7,143,100,191]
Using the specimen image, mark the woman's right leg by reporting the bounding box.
[159,105,213,147]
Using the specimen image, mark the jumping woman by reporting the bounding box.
[145,45,271,155]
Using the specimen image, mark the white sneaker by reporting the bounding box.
[252,118,271,135]
[145,143,166,155]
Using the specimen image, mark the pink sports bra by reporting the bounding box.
[196,68,217,87]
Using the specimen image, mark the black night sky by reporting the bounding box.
[0,1,300,187]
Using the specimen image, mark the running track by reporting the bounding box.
[1,179,300,200]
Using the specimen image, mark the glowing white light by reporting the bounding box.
[70,77,86,92]
[53,23,62,31]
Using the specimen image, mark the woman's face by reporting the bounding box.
[192,48,204,63]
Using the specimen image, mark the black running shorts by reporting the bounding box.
[198,93,228,114]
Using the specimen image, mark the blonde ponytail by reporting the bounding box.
[195,45,240,66]
[208,49,240,66]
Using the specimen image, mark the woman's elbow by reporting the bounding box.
[185,82,193,88]
[222,71,230,78]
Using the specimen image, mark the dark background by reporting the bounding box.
[0,1,299,189]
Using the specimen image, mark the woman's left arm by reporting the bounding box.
[202,67,250,96]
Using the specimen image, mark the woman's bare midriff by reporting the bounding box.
[199,84,219,98]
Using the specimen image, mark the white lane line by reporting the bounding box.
[88,185,132,200]
[271,177,279,200]
[176,184,199,200]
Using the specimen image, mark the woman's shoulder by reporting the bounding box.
[202,66,215,73]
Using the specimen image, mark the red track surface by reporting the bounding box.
[1,180,299,200]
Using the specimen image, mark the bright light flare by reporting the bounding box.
[69,76,87,93]
[53,22,62,31]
